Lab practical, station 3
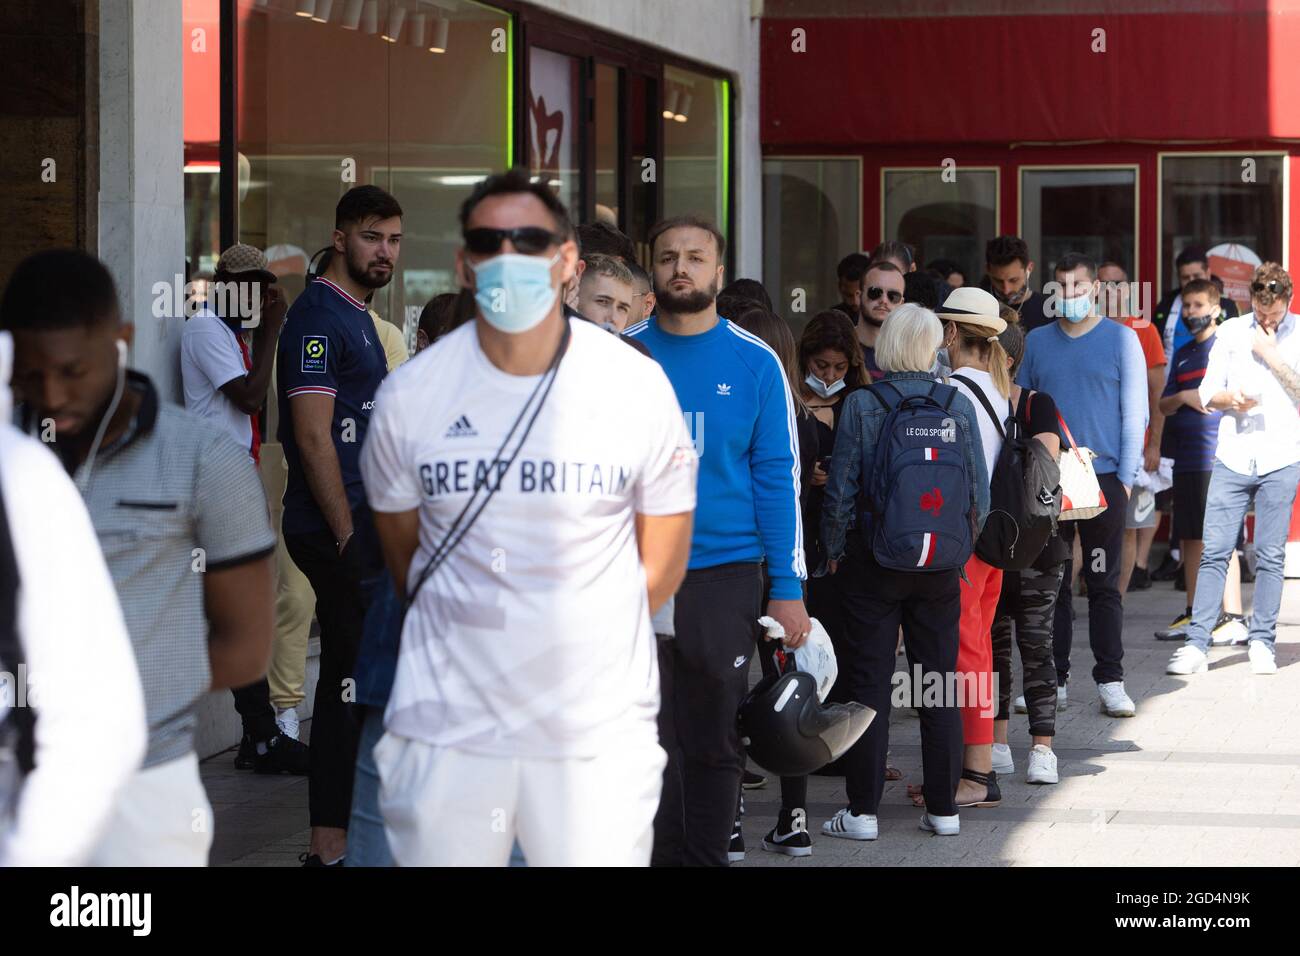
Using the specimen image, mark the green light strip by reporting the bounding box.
[506,17,515,168]
[721,78,731,245]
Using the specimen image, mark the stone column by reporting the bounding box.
[99,0,185,402]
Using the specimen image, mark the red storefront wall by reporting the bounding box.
[760,3,1300,297]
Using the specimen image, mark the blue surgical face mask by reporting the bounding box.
[1059,290,1094,323]
[470,252,561,333]
[805,373,845,399]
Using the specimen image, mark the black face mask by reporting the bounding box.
[1183,311,1215,336]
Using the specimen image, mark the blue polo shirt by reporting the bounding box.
[277,276,389,535]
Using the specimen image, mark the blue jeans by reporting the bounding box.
[1186,461,1300,652]
[344,706,395,867]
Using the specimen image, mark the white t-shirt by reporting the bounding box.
[360,318,698,759]
[180,308,254,457]
[950,366,1008,486]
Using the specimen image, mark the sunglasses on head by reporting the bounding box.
[463,226,564,256]
[866,286,903,304]
[1251,279,1288,296]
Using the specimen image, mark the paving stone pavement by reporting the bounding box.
[206,569,1300,866]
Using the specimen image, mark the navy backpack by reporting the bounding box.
[861,381,978,571]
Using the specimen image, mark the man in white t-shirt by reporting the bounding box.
[360,170,697,866]
[180,243,286,461]
[179,243,307,776]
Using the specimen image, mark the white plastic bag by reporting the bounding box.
[757,615,838,703]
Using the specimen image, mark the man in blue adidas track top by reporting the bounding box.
[626,215,809,867]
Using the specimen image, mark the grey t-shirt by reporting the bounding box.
[65,375,276,767]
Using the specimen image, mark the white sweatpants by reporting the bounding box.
[374,728,665,867]
[88,753,213,867]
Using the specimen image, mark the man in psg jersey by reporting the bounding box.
[277,184,402,866]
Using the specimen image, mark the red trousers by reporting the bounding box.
[957,554,1002,746]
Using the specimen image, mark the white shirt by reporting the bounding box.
[361,318,697,759]
[1198,311,1300,477]
[949,366,1008,486]
[180,307,255,457]
[0,424,146,867]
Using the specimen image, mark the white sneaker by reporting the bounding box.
[1025,744,1058,784]
[1098,681,1136,717]
[822,808,878,841]
[919,812,960,835]
[991,743,1014,774]
[1166,644,1208,676]
[1248,640,1278,675]
[275,706,300,740]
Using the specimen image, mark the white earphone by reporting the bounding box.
[116,339,128,368]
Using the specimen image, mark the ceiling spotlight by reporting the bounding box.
[663,87,679,119]
[295,0,316,17]
[428,15,450,53]
[340,0,364,28]
[382,6,406,42]
[674,92,692,122]
[361,0,378,35]
[407,12,427,47]
[311,0,334,22]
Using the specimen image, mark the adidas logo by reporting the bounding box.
[444,415,477,438]
[717,383,732,396]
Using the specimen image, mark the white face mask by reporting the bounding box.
[805,373,845,399]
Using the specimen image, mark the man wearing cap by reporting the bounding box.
[181,243,309,776]
[1017,253,1147,719]
[182,243,286,463]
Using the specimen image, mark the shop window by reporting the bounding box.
[228,0,511,349]
[663,65,728,242]
[762,157,860,328]
[1160,153,1285,299]
[594,62,619,224]
[1021,167,1137,290]
[882,168,997,287]
[182,0,222,281]
[528,46,582,219]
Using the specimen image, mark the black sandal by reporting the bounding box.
[956,768,1001,808]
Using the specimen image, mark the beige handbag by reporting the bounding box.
[1056,411,1108,520]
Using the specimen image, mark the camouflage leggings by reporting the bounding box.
[991,561,1065,737]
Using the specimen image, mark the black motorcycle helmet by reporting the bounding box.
[738,669,875,777]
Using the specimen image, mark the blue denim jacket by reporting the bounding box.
[818,371,989,572]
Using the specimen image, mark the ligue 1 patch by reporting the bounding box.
[301,335,328,373]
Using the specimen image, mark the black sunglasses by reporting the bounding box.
[463,226,564,256]
[1251,279,1288,295]
[866,286,903,305]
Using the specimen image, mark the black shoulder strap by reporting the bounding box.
[0,474,34,775]
[950,374,1005,439]
[927,381,957,410]
[868,381,899,411]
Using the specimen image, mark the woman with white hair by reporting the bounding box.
[817,304,988,840]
